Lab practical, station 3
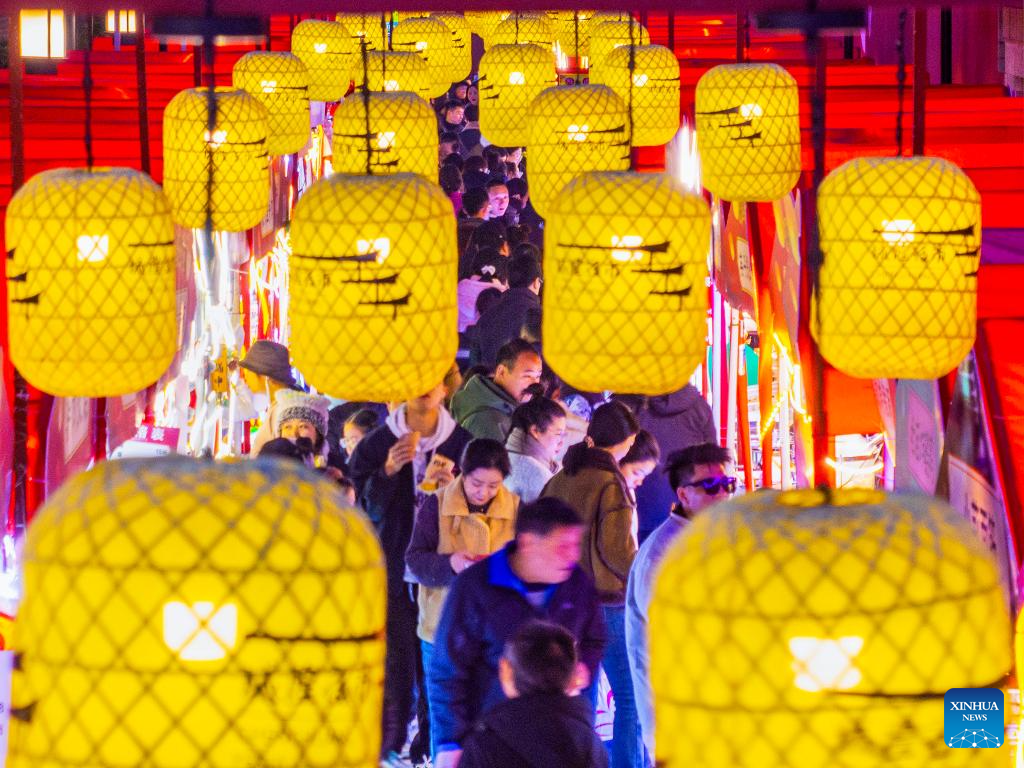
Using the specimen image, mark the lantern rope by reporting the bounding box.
[380,13,389,78]
[515,12,520,44]
[895,9,907,157]
[627,12,636,169]
[359,36,373,176]
[574,11,580,69]
[84,18,94,170]
[203,0,217,282]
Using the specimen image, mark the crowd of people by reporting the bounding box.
[231,73,734,768]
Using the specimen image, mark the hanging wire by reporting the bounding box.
[380,12,389,79]
[627,12,636,169]
[360,35,373,176]
[895,9,907,157]
[84,18,94,170]
[515,11,520,44]
[573,10,580,69]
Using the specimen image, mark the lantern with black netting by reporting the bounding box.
[331,92,438,181]
[391,17,453,99]
[650,489,1010,768]
[592,44,679,147]
[337,12,388,50]
[8,457,386,768]
[492,15,554,48]
[162,87,270,232]
[544,171,709,394]
[466,11,511,46]
[813,156,981,380]
[432,13,472,83]
[4,167,176,397]
[588,19,650,81]
[290,19,354,102]
[526,84,630,219]
[695,63,801,202]
[478,43,557,147]
[551,10,593,58]
[232,52,310,156]
[290,173,457,401]
[362,51,431,99]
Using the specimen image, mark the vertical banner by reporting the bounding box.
[44,397,94,495]
[894,379,944,494]
[716,202,758,318]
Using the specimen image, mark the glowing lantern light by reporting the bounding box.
[466,11,511,46]
[695,63,801,202]
[232,52,310,156]
[526,84,630,219]
[544,171,709,394]
[813,156,981,379]
[478,43,557,146]
[8,457,386,768]
[592,43,679,146]
[290,173,458,401]
[650,488,1011,767]
[290,19,354,102]
[362,51,431,99]
[392,17,453,99]
[492,15,554,48]
[336,12,389,50]
[4,167,176,397]
[551,10,594,58]
[20,9,65,58]
[162,87,270,232]
[432,13,473,82]
[588,19,650,81]
[331,92,439,181]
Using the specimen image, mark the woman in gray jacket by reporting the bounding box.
[504,396,567,503]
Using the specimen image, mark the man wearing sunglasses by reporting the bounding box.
[624,443,735,763]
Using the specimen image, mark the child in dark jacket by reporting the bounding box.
[459,620,608,768]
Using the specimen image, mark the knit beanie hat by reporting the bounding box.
[274,390,330,438]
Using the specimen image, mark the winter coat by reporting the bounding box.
[541,446,638,605]
[429,544,606,750]
[450,375,519,442]
[473,287,540,366]
[459,693,608,768]
[405,477,520,642]
[504,427,559,503]
[348,421,473,585]
[458,278,506,332]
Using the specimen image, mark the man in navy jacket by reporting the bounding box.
[429,498,606,768]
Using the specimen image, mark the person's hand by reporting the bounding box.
[384,433,419,476]
[435,749,463,768]
[567,662,591,696]
[426,463,456,490]
[450,551,482,575]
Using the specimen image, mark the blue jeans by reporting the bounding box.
[602,605,649,768]
[421,639,437,759]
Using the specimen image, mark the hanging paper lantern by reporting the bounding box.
[392,17,453,98]
[813,156,981,380]
[232,52,310,156]
[492,15,554,48]
[478,43,557,147]
[526,84,630,218]
[694,63,801,202]
[331,92,439,181]
[431,13,472,83]
[8,456,386,768]
[336,12,389,50]
[592,44,679,147]
[362,51,432,99]
[4,167,176,397]
[290,173,458,401]
[588,19,650,80]
[544,171,710,394]
[465,11,511,46]
[552,10,594,59]
[290,19,354,102]
[650,489,1010,767]
[162,87,270,232]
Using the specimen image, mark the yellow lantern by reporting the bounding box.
[650,488,1010,768]
[552,10,594,59]
[465,11,510,46]
[592,44,679,147]
[9,456,386,768]
[162,87,270,232]
[4,167,176,397]
[813,156,981,379]
[392,17,453,99]
[362,51,431,99]
[478,43,557,147]
[492,15,554,48]
[543,171,710,394]
[290,173,458,401]
[526,84,630,219]
[588,19,650,80]
[695,63,801,202]
[331,92,439,181]
[337,12,389,50]
[432,13,473,83]
[290,19,354,102]
[232,52,310,156]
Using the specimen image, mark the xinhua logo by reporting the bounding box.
[944,688,1004,748]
